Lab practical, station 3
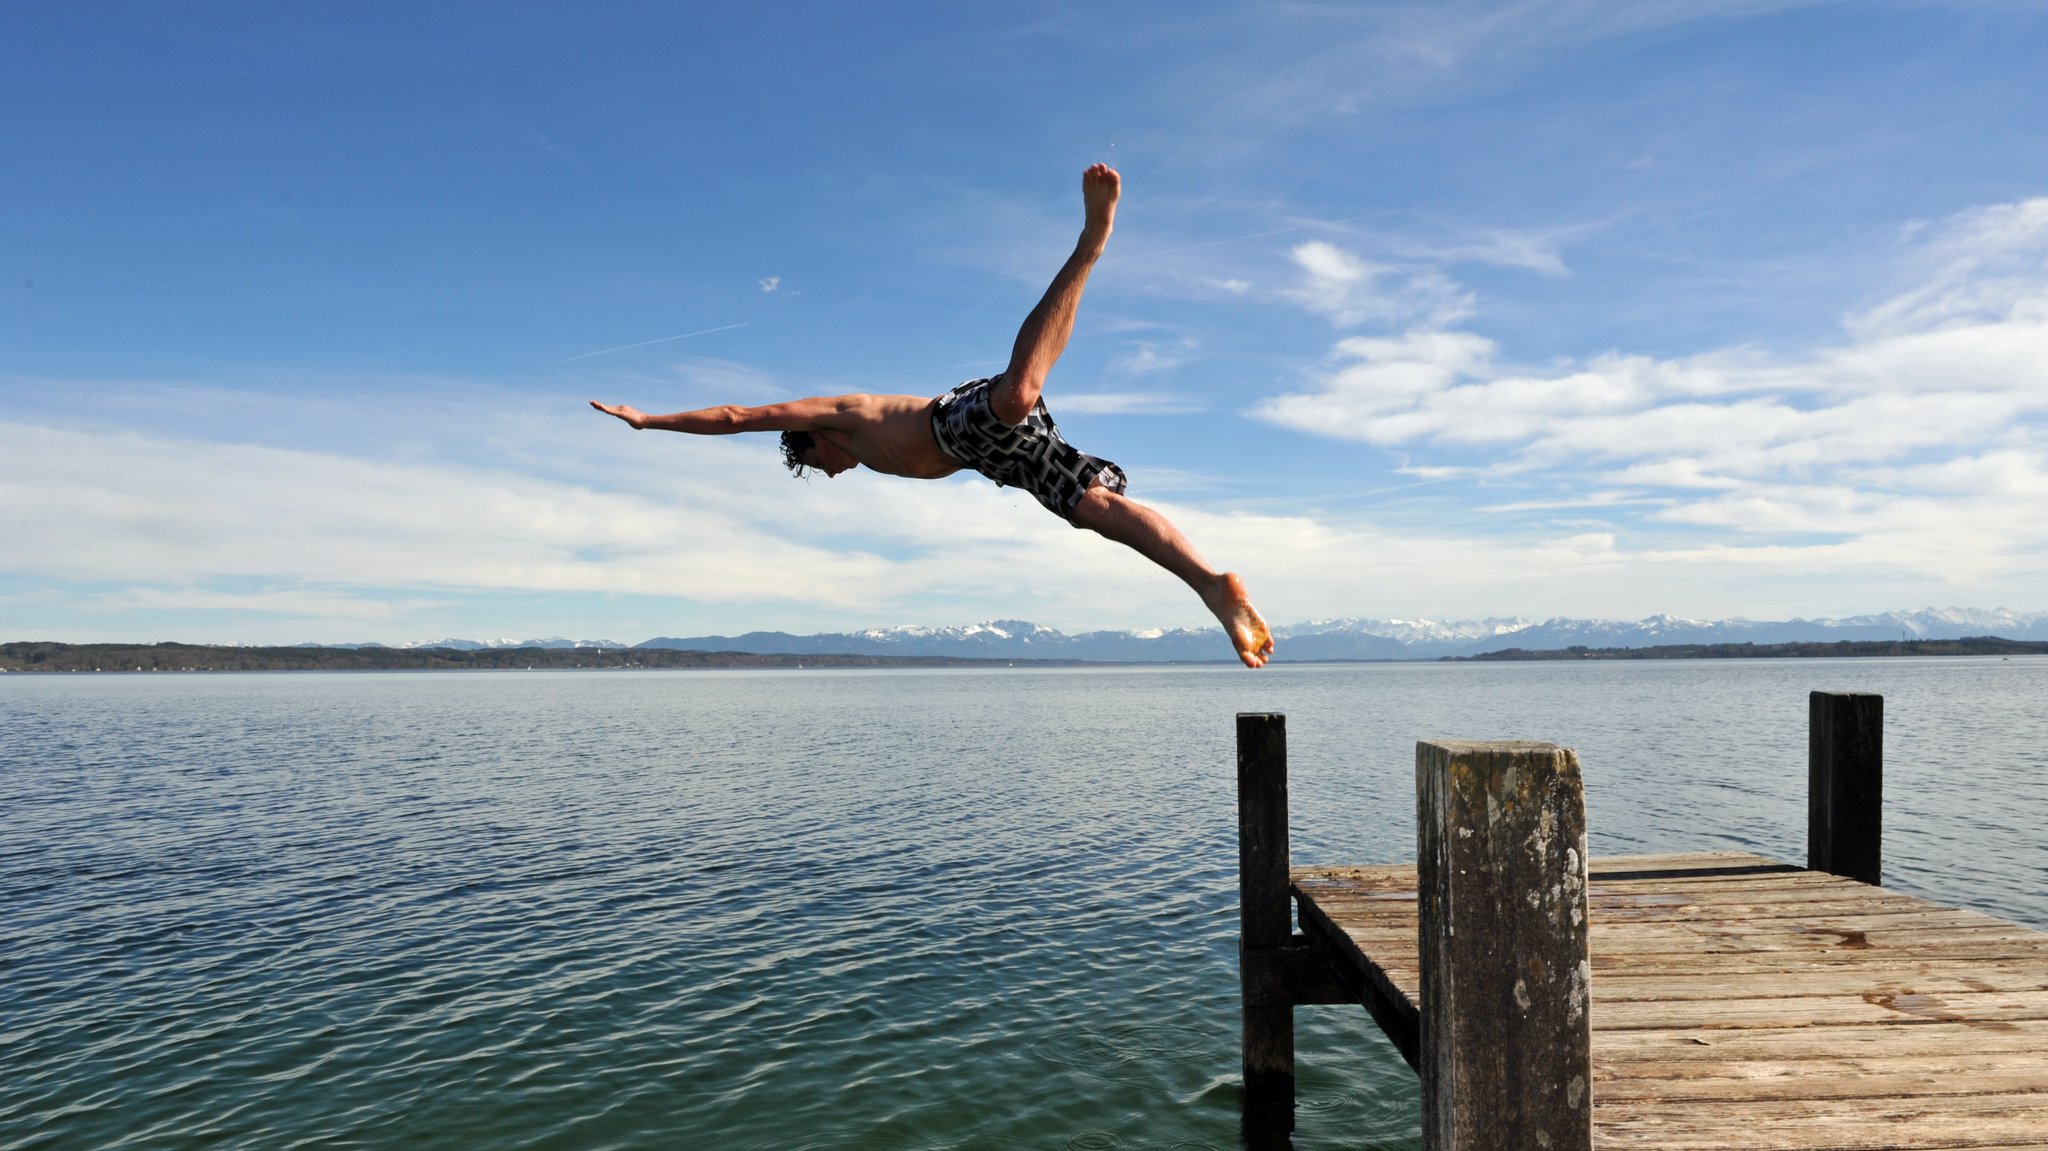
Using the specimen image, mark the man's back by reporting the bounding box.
[810,393,963,480]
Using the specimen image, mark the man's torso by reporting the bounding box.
[817,394,962,479]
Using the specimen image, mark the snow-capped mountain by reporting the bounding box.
[400,637,628,651]
[1272,608,2048,659]
[635,608,2048,661]
[310,608,2047,662]
[636,619,1229,661]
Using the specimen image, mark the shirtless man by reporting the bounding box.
[591,164,1274,668]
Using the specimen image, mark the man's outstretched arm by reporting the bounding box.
[589,396,851,434]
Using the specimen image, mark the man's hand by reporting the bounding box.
[590,400,648,429]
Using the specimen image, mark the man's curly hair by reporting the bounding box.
[780,430,817,478]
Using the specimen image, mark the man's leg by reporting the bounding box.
[1069,485,1274,669]
[990,164,1120,425]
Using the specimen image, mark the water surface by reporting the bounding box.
[5,659,2044,1149]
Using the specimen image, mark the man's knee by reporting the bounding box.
[1067,483,1121,530]
[988,370,1040,426]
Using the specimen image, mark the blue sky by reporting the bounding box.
[7,1,2048,645]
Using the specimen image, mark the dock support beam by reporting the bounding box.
[1809,691,1883,885]
[1237,712,1294,1137]
[1417,740,1592,1151]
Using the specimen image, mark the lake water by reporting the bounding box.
[5,659,2046,1150]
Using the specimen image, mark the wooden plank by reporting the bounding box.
[1600,917,2023,945]
[1319,894,2019,932]
[1587,947,2048,977]
[1591,1019,2048,1060]
[1593,1092,2048,1149]
[1584,942,2048,976]
[1594,851,1783,864]
[1315,919,2043,958]
[1591,888,1894,909]
[1302,867,1911,901]
[1591,876,1893,899]
[1318,949,2048,991]
[1590,964,2048,1000]
[1349,960,2048,1007]
[1593,1057,2048,1103]
[1587,990,2048,1030]
[1594,868,1865,887]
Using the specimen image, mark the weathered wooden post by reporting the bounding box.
[1237,712,1294,1136]
[1416,740,1592,1151]
[1809,690,1883,885]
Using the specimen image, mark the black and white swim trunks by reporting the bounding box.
[930,375,1128,523]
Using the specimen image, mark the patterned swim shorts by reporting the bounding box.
[929,375,1128,523]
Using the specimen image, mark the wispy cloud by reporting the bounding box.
[1197,0,1834,126]
[1285,241,1477,329]
[1053,391,1206,416]
[1852,198,2048,340]
[1124,210,1408,261]
[1110,335,1203,377]
[1385,224,1586,277]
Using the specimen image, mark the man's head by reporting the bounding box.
[780,430,816,477]
[780,430,857,478]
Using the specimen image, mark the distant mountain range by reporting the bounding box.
[314,608,2048,663]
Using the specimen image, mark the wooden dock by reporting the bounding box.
[1237,696,2048,1149]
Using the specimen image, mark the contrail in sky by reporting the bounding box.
[550,322,749,365]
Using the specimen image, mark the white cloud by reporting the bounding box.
[0,407,1253,639]
[1251,196,2048,603]
[1252,329,1497,438]
[0,421,867,605]
[1285,240,1477,328]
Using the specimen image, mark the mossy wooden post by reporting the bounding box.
[1417,740,1592,1151]
[1809,691,1883,885]
[1237,712,1293,1135]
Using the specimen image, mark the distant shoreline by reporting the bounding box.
[0,641,1092,674]
[6,636,2048,673]
[1445,636,2048,661]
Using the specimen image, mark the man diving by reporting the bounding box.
[591,164,1274,668]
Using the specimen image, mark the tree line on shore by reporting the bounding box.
[1456,636,2048,661]
[0,641,1077,673]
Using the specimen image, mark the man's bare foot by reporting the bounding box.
[1205,572,1274,669]
[590,400,647,429]
[1080,163,1119,253]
